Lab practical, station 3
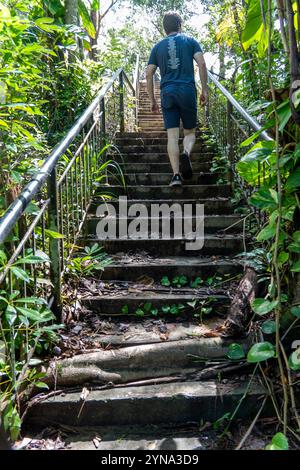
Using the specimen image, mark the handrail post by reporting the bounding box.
[227,100,234,185]
[119,71,125,133]
[205,100,210,126]
[100,97,106,161]
[48,168,62,320]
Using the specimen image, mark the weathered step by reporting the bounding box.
[94,184,231,199]
[107,172,225,185]
[101,256,242,281]
[85,214,242,236]
[138,115,164,120]
[26,380,266,428]
[82,235,244,255]
[82,293,229,315]
[89,198,234,215]
[62,424,212,450]
[115,162,213,173]
[108,152,216,163]
[114,144,214,153]
[69,318,228,348]
[115,136,207,145]
[115,131,209,139]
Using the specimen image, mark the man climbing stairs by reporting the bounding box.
[25,81,266,450]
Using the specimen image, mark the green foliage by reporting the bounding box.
[0,249,62,440]
[66,244,112,278]
[266,432,289,450]
[227,343,245,360]
[247,342,275,363]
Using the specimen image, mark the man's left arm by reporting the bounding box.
[146,64,159,113]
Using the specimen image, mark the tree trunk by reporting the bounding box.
[219,44,225,78]
[286,0,300,125]
[65,0,78,25]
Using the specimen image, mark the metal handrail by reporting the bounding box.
[207,71,273,142]
[133,54,140,97]
[0,68,133,245]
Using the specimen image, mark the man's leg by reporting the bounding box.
[183,128,196,155]
[167,127,180,175]
[180,127,195,180]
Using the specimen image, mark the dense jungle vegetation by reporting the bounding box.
[0,0,300,450]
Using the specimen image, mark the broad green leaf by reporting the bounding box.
[15,306,51,322]
[11,266,30,283]
[227,343,245,360]
[289,349,300,370]
[266,432,289,450]
[250,189,278,210]
[277,100,292,132]
[252,298,279,315]
[14,297,47,305]
[161,276,171,286]
[240,121,274,147]
[43,0,64,16]
[78,0,96,38]
[91,0,100,10]
[35,17,61,32]
[292,231,300,244]
[35,381,49,389]
[291,306,300,318]
[240,141,274,163]
[277,251,289,265]
[135,308,144,317]
[35,228,64,239]
[5,305,17,326]
[285,167,300,191]
[121,305,129,314]
[170,304,180,315]
[287,241,300,252]
[143,302,152,312]
[257,224,276,241]
[247,342,275,363]
[261,320,276,334]
[242,0,268,50]
[14,253,50,265]
[291,260,300,272]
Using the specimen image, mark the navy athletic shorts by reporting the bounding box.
[160,84,197,130]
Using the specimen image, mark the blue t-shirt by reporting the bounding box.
[148,33,202,89]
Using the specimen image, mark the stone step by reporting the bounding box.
[101,256,242,281]
[139,124,166,129]
[94,184,231,199]
[61,424,215,450]
[108,152,215,163]
[89,198,234,215]
[107,172,225,185]
[64,317,227,348]
[82,292,229,315]
[85,215,242,236]
[81,235,244,255]
[113,145,214,153]
[115,136,208,145]
[115,131,209,138]
[138,114,164,118]
[114,162,213,173]
[26,380,266,428]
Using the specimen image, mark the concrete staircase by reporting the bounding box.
[25,82,265,450]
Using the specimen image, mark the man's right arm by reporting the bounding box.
[194,52,208,106]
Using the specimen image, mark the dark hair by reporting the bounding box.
[163,11,182,35]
